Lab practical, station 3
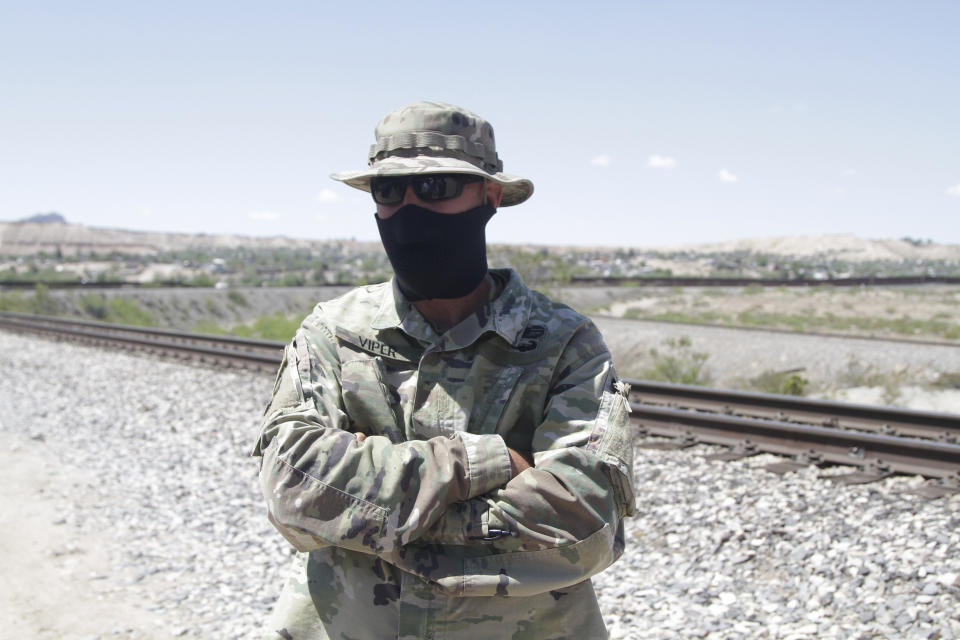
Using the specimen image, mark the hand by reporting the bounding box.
[355,432,531,477]
[508,447,533,477]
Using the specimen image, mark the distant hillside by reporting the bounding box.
[0,220,380,257]
[656,234,960,262]
[1,219,958,263]
[20,212,67,224]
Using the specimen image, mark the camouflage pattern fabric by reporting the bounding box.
[370,101,503,172]
[330,101,535,207]
[253,268,636,639]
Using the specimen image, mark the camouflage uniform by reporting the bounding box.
[253,268,636,639]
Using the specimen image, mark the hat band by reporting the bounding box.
[368,131,503,173]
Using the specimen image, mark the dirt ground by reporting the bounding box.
[0,431,168,640]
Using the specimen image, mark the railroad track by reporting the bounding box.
[627,380,960,496]
[3,310,958,495]
[0,311,283,372]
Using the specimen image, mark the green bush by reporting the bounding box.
[105,297,155,326]
[748,369,809,396]
[204,296,223,317]
[0,291,30,313]
[188,274,216,287]
[31,284,59,315]
[642,336,710,385]
[227,290,248,306]
[249,313,304,341]
[280,273,306,287]
[194,312,305,342]
[79,293,107,319]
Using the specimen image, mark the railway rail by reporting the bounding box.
[627,380,960,495]
[3,310,958,495]
[0,311,283,372]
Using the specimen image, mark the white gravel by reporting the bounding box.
[1,331,958,639]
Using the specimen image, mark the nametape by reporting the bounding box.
[335,326,413,362]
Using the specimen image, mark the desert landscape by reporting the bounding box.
[3,218,959,413]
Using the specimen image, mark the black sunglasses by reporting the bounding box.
[369,174,484,205]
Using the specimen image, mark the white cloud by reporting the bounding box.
[717,169,739,183]
[248,210,280,221]
[792,103,809,112]
[317,188,342,203]
[842,168,857,176]
[590,154,612,167]
[946,184,960,197]
[647,155,677,169]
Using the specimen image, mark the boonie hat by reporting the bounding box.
[331,101,534,207]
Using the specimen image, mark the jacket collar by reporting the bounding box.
[370,268,532,350]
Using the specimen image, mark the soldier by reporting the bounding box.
[253,101,636,639]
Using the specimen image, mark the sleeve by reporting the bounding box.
[384,323,636,598]
[252,310,513,555]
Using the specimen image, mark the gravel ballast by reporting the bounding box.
[1,331,958,639]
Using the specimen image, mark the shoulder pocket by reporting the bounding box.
[263,345,305,416]
[337,338,406,443]
[589,385,637,517]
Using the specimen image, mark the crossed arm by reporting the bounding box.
[354,430,532,475]
[253,312,635,595]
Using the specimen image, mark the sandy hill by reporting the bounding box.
[2,220,958,262]
[0,221,380,257]
[657,234,960,262]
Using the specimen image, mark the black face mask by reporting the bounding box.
[375,203,495,301]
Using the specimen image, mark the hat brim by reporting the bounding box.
[331,156,533,207]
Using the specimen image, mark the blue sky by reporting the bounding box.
[2,1,958,247]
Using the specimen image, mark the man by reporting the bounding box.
[253,101,636,639]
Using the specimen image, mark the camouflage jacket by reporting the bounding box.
[253,269,636,639]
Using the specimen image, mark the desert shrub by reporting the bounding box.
[79,293,108,319]
[642,336,710,386]
[280,273,306,287]
[197,313,305,342]
[0,291,31,313]
[748,369,809,396]
[933,372,960,389]
[105,297,155,326]
[204,296,223,317]
[837,356,888,388]
[227,290,248,306]
[31,284,59,315]
[836,356,907,404]
[249,313,304,341]
[188,274,216,287]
